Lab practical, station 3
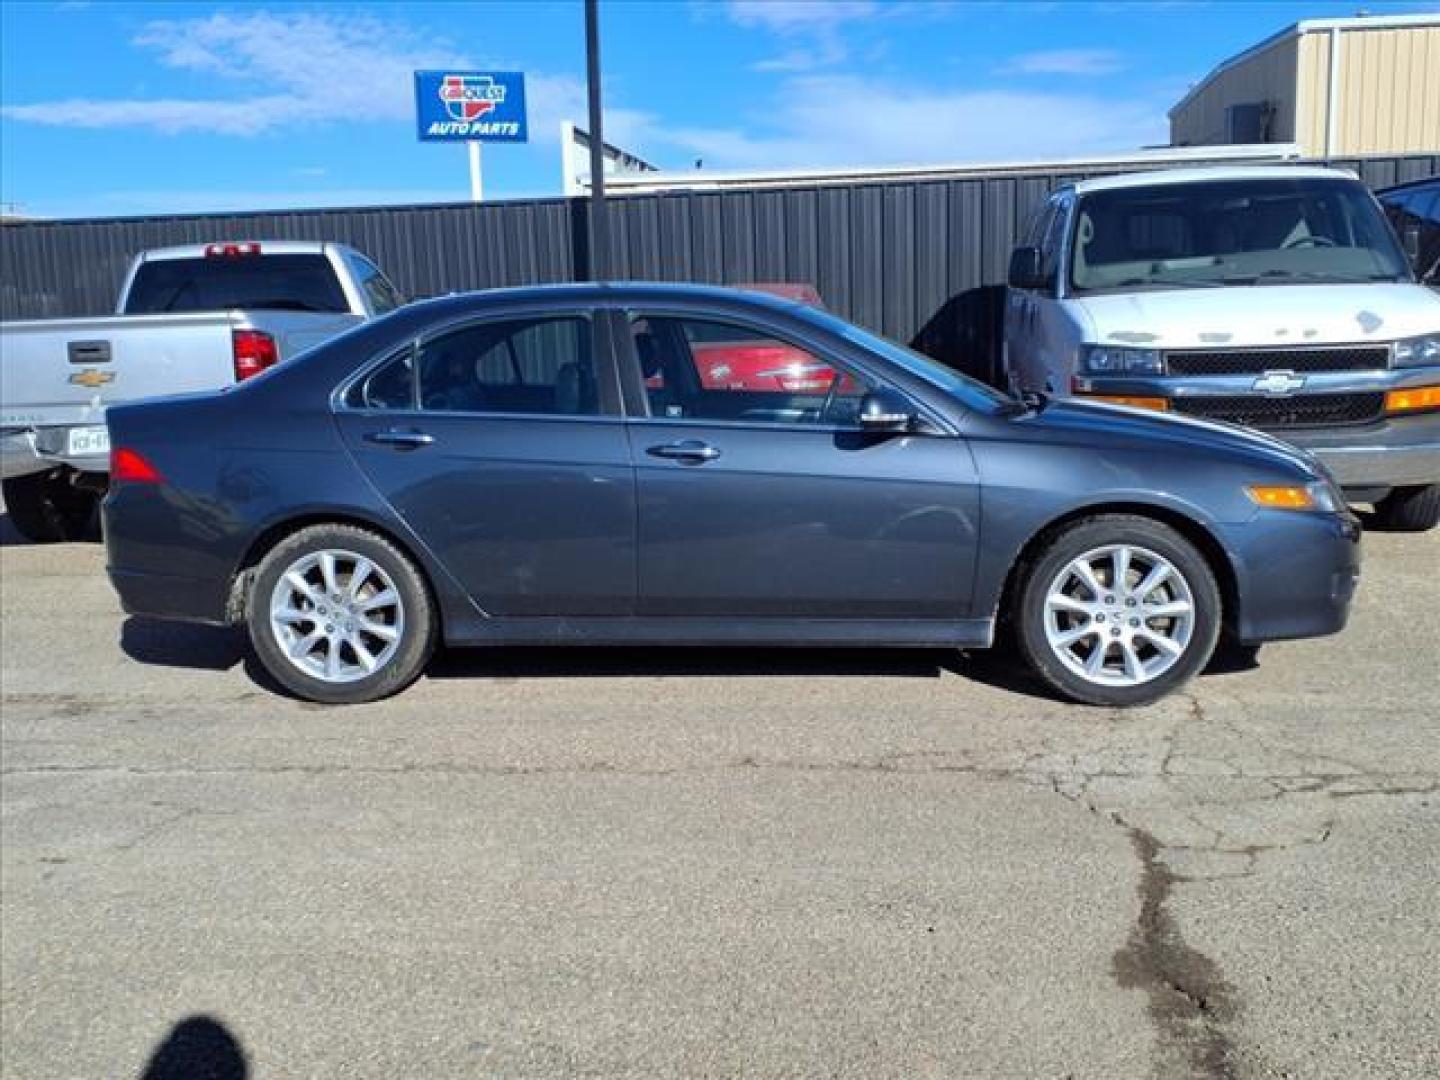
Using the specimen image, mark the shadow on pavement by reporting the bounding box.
[117,615,1258,704]
[140,1015,247,1080]
[121,617,248,672]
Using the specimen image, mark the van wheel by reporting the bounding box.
[1372,484,1440,532]
[2,471,97,543]
[1015,515,1222,707]
[246,524,437,704]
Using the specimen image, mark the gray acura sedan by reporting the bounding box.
[102,284,1360,706]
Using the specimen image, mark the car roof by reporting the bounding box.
[1070,165,1359,196]
[401,281,810,318]
[137,240,342,261]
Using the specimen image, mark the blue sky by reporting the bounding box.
[1,0,1432,219]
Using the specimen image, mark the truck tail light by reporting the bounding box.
[111,447,164,485]
[233,329,279,381]
[205,242,262,258]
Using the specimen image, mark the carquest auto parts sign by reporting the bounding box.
[414,70,528,141]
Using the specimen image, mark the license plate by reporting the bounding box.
[66,425,110,457]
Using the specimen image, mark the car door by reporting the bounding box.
[619,310,980,620]
[333,309,635,617]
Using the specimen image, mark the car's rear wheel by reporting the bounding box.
[2,470,97,543]
[1015,515,1222,707]
[1372,484,1440,532]
[247,524,437,704]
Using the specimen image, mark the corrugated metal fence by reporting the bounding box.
[3,152,1436,382]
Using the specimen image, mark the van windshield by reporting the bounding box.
[1069,176,1412,293]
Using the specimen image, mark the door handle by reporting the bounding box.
[364,429,434,450]
[647,439,721,463]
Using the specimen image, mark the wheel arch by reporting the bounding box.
[994,501,1241,636]
[225,510,446,630]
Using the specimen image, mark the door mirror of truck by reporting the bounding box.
[1008,246,1048,291]
[1402,225,1421,267]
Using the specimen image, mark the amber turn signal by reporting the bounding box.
[1078,394,1170,411]
[1384,386,1440,414]
[1246,485,1316,510]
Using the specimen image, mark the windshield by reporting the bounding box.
[124,254,350,314]
[802,308,1013,410]
[1069,176,1412,293]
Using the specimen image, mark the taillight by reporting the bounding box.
[233,329,279,381]
[205,242,262,258]
[111,447,164,484]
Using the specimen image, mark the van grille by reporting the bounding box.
[1165,346,1390,376]
[1174,392,1385,430]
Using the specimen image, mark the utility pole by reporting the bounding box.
[585,0,609,281]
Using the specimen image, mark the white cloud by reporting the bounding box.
[650,74,1166,170]
[997,48,1126,76]
[1,10,650,144]
[728,0,880,73]
[727,1,879,32]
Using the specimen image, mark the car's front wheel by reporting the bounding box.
[1015,515,1222,707]
[247,524,437,704]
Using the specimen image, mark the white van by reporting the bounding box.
[1004,165,1440,530]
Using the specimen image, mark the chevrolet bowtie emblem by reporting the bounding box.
[68,368,115,389]
[1252,370,1306,396]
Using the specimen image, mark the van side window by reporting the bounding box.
[1039,198,1069,282]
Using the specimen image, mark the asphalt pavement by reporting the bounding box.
[1,512,1436,1079]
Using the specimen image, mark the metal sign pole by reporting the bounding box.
[585,0,608,281]
[468,141,483,202]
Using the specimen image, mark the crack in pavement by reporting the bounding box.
[1112,827,1240,1080]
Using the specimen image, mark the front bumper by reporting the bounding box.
[1074,365,1440,495]
[1226,510,1362,645]
[1280,410,1440,491]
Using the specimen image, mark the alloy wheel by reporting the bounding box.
[268,549,405,684]
[1042,543,1195,688]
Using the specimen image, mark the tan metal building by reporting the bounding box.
[1170,13,1440,157]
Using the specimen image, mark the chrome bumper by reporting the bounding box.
[0,428,109,480]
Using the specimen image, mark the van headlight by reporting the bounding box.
[1079,345,1165,374]
[1393,334,1440,368]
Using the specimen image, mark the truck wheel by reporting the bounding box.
[1014,515,1222,707]
[247,523,438,704]
[1372,484,1440,532]
[1,471,97,543]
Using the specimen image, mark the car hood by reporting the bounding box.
[1072,283,1440,349]
[1013,396,1323,480]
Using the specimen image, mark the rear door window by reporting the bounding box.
[124,255,350,314]
[417,316,603,417]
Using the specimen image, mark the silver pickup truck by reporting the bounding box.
[0,240,403,541]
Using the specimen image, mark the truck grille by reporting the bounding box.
[1165,346,1390,376]
[1174,392,1385,430]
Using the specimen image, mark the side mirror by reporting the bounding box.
[1402,224,1421,266]
[857,389,914,433]
[1008,245,1048,291]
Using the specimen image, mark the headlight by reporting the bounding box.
[1246,481,1342,513]
[1393,334,1440,368]
[1079,345,1164,375]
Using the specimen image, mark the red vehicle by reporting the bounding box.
[661,283,854,393]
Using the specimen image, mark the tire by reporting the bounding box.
[1014,515,1223,707]
[2,471,98,543]
[1372,484,1440,532]
[246,523,437,704]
